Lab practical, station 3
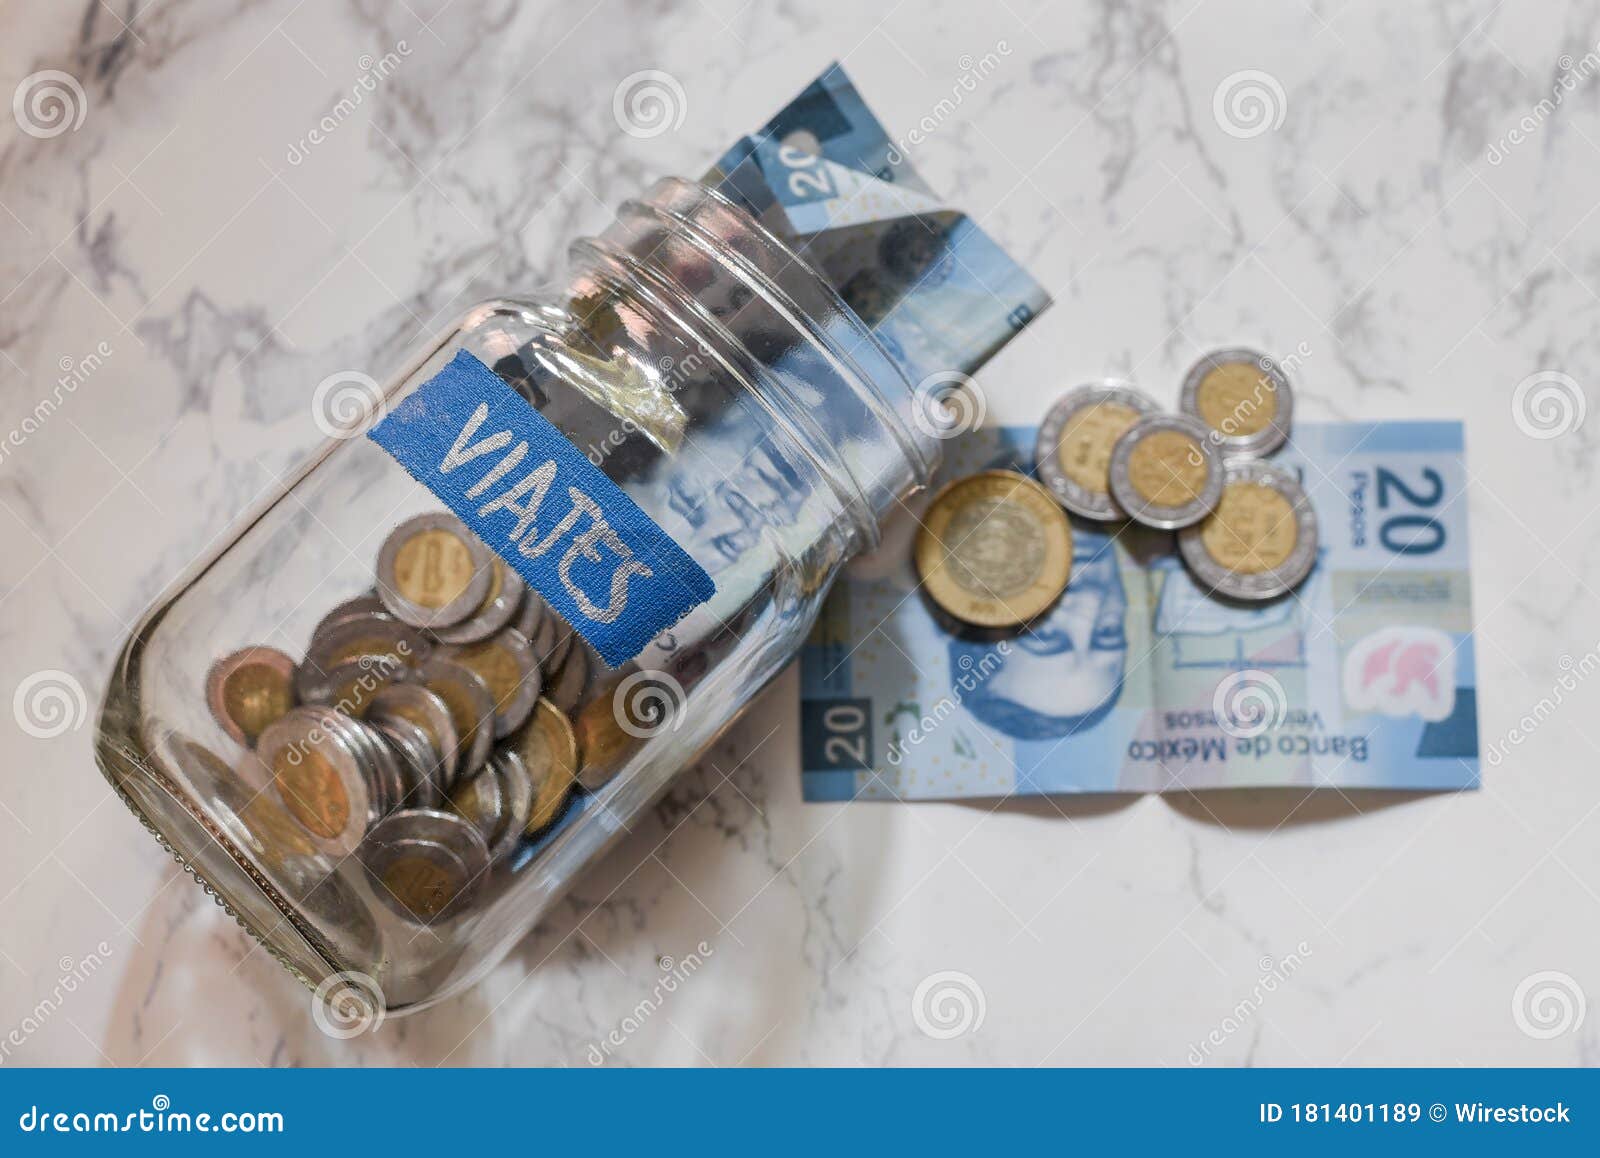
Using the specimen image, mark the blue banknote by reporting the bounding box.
[800,422,1479,800]
[705,63,1051,384]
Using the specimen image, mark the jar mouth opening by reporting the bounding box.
[596,177,940,547]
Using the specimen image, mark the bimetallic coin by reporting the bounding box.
[514,700,579,834]
[546,639,589,715]
[294,654,406,715]
[360,809,490,923]
[486,748,534,860]
[301,615,426,685]
[1034,381,1161,521]
[913,470,1074,629]
[1107,414,1224,530]
[432,559,526,645]
[1178,460,1318,601]
[542,622,575,681]
[376,512,494,629]
[438,628,541,739]
[311,593,389,640]
[255,707,376,854]
[1179,347,1293,459]
[513,588,546,643]
[206,646,296,747]
[368,713,444,809]
[401,658,497,778]
[448,760,505,845]
[367,683,459,793]
[573,693,633,792]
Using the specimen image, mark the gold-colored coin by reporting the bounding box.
[1194,361,1279,437]
[382,853,459,920]
[1057,401,1141,493]
[207,647,296,746]
[1126,429,1209,506]
[914,470,1073,628]
[272,746,350,839]
[573,694,634,791]
[1199,482,1298,574]
[515,700,579,833]
[393,528,477,610]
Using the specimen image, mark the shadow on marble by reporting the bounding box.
[1164,788,1439,830]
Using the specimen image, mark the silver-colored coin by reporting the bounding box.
[437,628,541,739]
[448,760,506,847]
[485,748,534,861]
[399,658,497,778]
[367,682,459,793]
[294,654,407,714]
[301,615,426,685]
[1178,459,1318,601]
[254,706,376,855]
[308,708,402,818]
[368,712,444,809]
[431,559,526,645]
[1179,347,1293,459]
[359,808,490,923]
[539,616,575,681]
[513,588,546,643]
[1107,413,1224,531]
[1033,380,1161,521]
[375,512,495,630]
[311,592,389,640]
[546,639,590,715]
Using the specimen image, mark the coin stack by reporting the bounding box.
[205,511,588,926]
[916,348,1318,629]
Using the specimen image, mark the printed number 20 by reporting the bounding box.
[1375,467,1445,556]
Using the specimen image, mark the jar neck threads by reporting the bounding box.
[566,177,938,552]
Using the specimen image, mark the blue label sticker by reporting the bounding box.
[369,350,714,668]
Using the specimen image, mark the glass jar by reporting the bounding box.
[94,178,938,1016]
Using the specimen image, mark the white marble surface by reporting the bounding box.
[2,0,1599,1067]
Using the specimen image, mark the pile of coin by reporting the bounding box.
[205,511,589,925]
[916,347,1318,627]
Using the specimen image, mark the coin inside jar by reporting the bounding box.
[913,470,1074,628]
[1034,382,1160,520]
[255,707,375,854]
[438,628,541,738]
[1107,414,1224,530]
[514,699,579,834]
[206,646,296,746]
[401,657,497,777]
[1180,347,1293,459]
[376,512,494,629]
[366,682,459,792]
[1178,460,1318,601]
[360,809,490,923]
[431,558,526,645]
